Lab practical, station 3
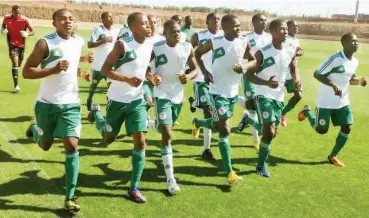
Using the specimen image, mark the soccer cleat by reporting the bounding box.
[188,97,196,113]
[253,140,260,150]
[281,115,287,127]
[127,188,146,203]
[227,171,243,186]
[191,117,200,139]
[86,97,92,111]
[237,111,249,132]
[12,85,20,93]
[168,179,180,195]
[298,105,311,121]
[328,156,345,167]
[202,149,216,160]
[256,165,271,178]
[87,104,101,123]
[64,196,80,213]
[25,118,36,138]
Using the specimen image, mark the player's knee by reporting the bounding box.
[103,135,116,144]
[218,126,230,136]
[316,128,328,135]
[203,107,212,118]
[246,100,255,110]
[341,125,351,134]
[263,127,275,142]
[38,141,52,151]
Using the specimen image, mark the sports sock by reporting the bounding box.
[329,131,349,158]
[237,96,246,109]
[203,128,212,151]
[65,151,79,200]
[304,110,316,128]
[160,146,174,182]
[249,110,260,141]
[130,149,145,190]
[257,140,271,167]
[30,124,39,143]
[93,110,105,134]
[12,67,18,87]
[218,133,232,175]
[282,99,295,116]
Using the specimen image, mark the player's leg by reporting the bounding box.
[125,99,148,203]
[299,106,330,134]
[281,81,302,127]
[8,45,20,92]
[328,105,353,167]
[86,70,103,111]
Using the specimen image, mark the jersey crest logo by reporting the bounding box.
[155,54,168,67]
[212,47,225,63]
[114,50,137,69]
[263,56,276,68]
[249,39,256,47]
[199,39,207,46]
[98,33,108,41]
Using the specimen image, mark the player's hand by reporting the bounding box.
[294,81,302,91]
[83,70,91,82]
[20,31,29,38]
[105,36,113,43]
[178,73,189,84]
[86,52,94,63]
[360,77,367,87]
[145,96,154,107]
[52,60,69,74]
[126,77,142,87]
[204,72,214,83]
[266,76,279,88]
[331,84,342,97]
[296,47,304,57]
[233,64,244,74]
[153,75,162,86]
[1,29,8,35]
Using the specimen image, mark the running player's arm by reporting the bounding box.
[1,17,8,34]
[349,75,367,86]
[23,39,67,79]
[87,28,110,48]
[24,17,35,36]
[195,39,213,82]
[243,42,256,70]
[289,53,300,89]
[184,47,198,79]
[146,52,161,86]
[246,51,278,88]
[296,46,303,57]
[191,33,199,48]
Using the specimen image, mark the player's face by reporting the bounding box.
[174,16,183,26]
[254,15,267,31]
[149,17,158,33]
[224,18,241,38]
[133,15,151,38]
[12,8,21,19]
[288,22,298,35]
[185,17,193,26]
[272,22,287,42]
[208,14,220,30]
[165,23,181,43]
[53,11,75,36]
[102,12,114,26]
[344,34,359,53]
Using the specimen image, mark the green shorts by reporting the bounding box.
[241,73,255,101]
[105,98,148,136]
[193,82,211,107]
[210,95,238,122]
[314,105,353,129]
[154,98,182,126]
[34,101,81,142]
[91,69,106,84]
[255,95,284,128]
[143,80,154,98]
[285,79,295,93]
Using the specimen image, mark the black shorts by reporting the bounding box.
[8,44,25,60]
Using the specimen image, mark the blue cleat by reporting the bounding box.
[256,165,271,178]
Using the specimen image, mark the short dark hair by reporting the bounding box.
[127,12,143,28]
[269,19,285,32]
[148,14,156,20]
[101,11,110,20]
[221,14,238,29]
[341,33,355,44]
[163,19,177,33]
[12,5,20,11]
[287,20,296,27]
[185,15,192,20]
[252,13,263,23]
[52,8,70,21]
[171,15,181,21]
[206,12,217,23]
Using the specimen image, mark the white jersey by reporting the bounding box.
[315,51,358,109]
[285,35,300,80]
[210,35,248,98]
[37,32,84,104]
[147,33,166,75]
[117,26,132,40]
[193,29,223,82]
[89,25,119,71]
[253,43,295,102]
[244,31,272,54]
[153,40,192,104]
[107,36,153,103]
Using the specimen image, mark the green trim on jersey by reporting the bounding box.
[212,47,225,63]
[256,56,275,74]
[316,52,343,74]
[154,40,165,47]
[249,39,256,47]
[41,47,64,69]
[314,65,346,77]
[114,50,137,69]
[199,39,207,46]
[155,54,168,67]
[44,33,57,40]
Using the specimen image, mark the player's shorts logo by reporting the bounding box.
[37,127,44,136]
[319,119,326,126]
[200,95,207,102]
[218,107,227,115]
[246,91,251,97]
[93,79,98,84]
[105,124,112,132]
[75,123,82,137]
[159,112,167,120]
[263,111,269,119]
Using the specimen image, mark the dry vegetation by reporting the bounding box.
[1,1,369,38]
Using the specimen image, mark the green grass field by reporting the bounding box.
[0,27,368,218]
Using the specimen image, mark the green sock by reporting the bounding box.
[282,101,295,116]
[329,131,349,158]
[305,110,316,128]
[93,110,105,134]
[195,118,213,129]
[65,152,79,200]
[30,124,39,143]
[130,149,145,190]
[246,115,262,132]
[257,140,271,167]
[218,133,232,175]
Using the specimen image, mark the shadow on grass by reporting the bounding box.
[0,115,32,123]
[0,146,64,164]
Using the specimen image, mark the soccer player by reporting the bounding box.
[241,19,298,178]
[89,12,153,203]
[23,9,91,212]
[281,20,304,127]
[188,12,222,160]
[181,15,196,42]
[192,15,255,185]
[237,14,272,149]
[298,33,367,167]
[1,5,34,93]
[171,15,186,42]
[86,12,118,111]
[148,19,197,194]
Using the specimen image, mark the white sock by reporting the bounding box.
[191,100,197,108]
[203,128,212,151]
[147,119,156,130]
[237,96,246,109]
[161,146,174,183]
[250,110,260,142]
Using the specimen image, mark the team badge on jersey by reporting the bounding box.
[249,39,256,47]
[199,39,207,46]
[212,47,225,62]
[156,54,168,67]
[263,111,270,119]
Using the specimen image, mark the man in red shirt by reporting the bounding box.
[1,5,34,93]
